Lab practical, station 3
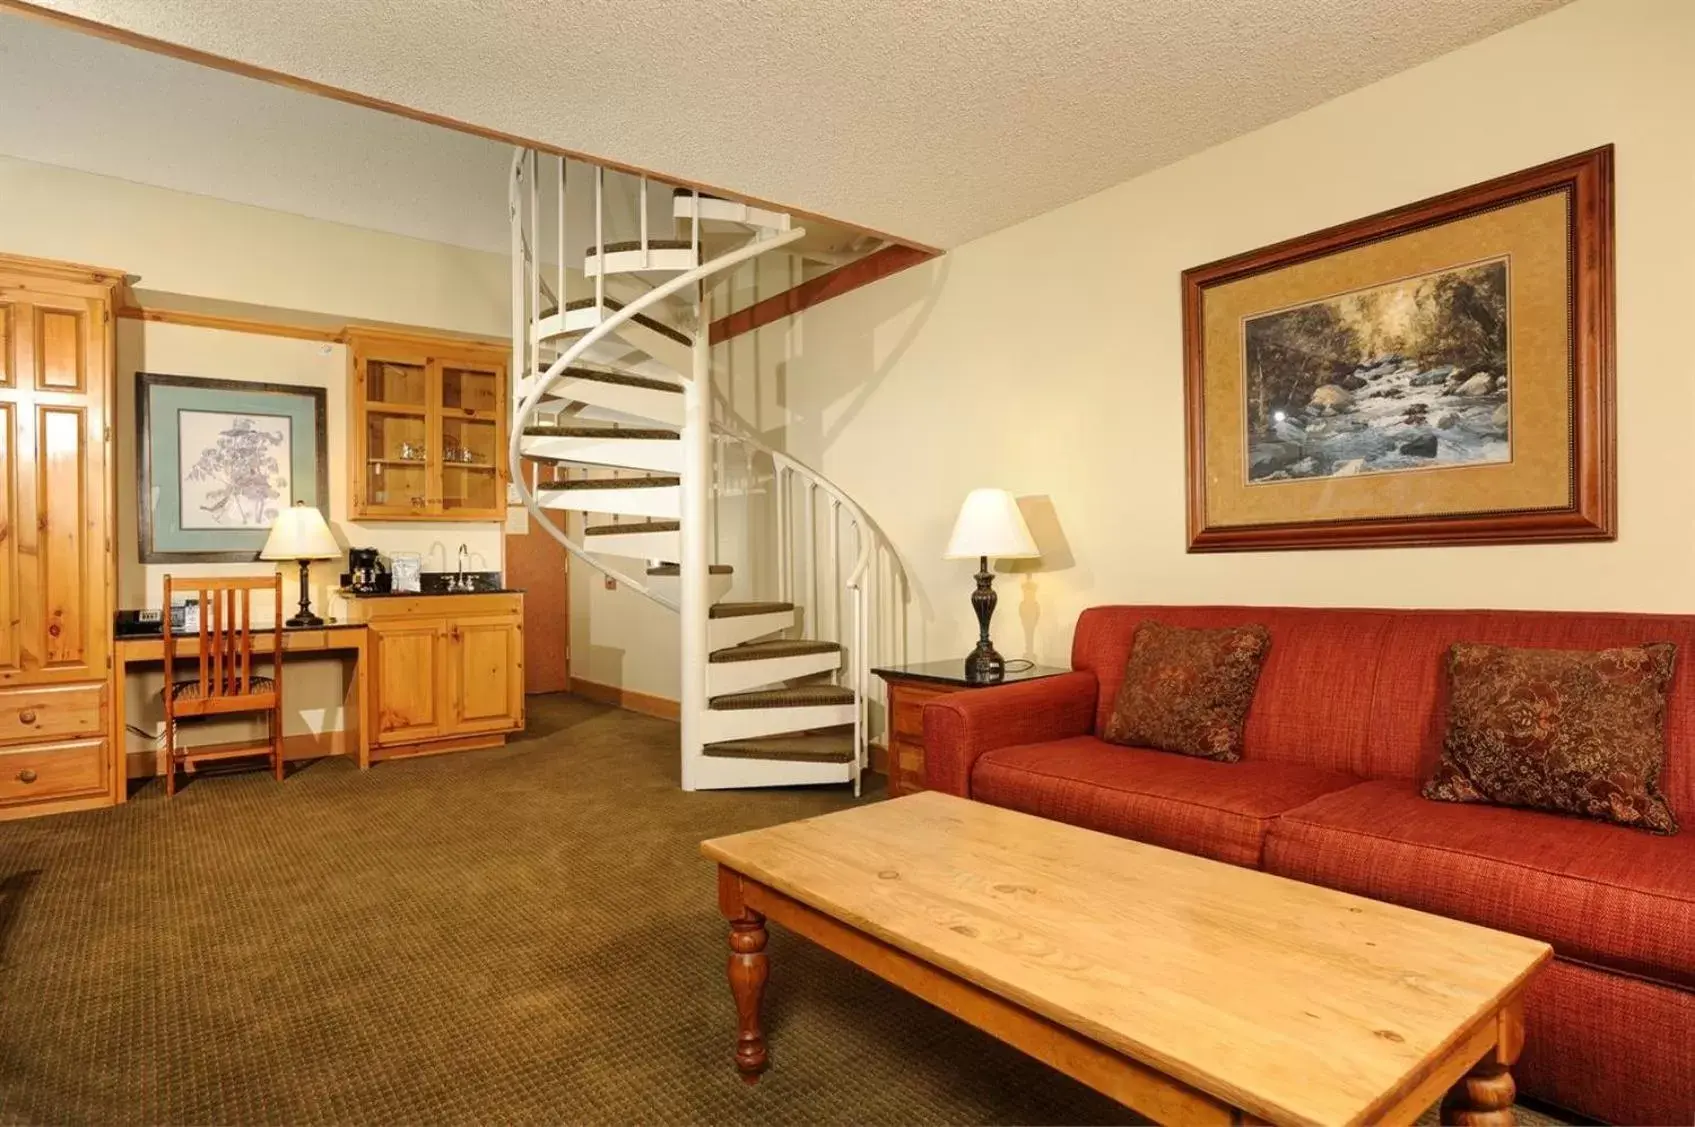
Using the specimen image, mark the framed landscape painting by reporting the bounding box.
[137,373,328,562]
[1183,147,1614,551]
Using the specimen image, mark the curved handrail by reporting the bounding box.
[507,194,808,610]
[707,415,875,594]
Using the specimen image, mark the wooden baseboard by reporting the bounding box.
[370,733,505,762]
[569,676,681,722]
[126,730,352,779]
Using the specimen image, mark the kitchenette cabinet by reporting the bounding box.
[347,593,525,758]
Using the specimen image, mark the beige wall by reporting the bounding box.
[0,155,514,750]
[744,0,1695,672]
[0,154,510,335]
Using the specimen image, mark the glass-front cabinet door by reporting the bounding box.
[349,332,508,521]
[439,363,503,517]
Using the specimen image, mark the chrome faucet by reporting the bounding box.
[453,543,471,592]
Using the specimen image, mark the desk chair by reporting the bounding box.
[161,576,284,796]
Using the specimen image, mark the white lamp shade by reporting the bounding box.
[260,503,341,560]
[944,488,1039,560]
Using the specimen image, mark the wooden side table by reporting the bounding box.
[872,661,1070,796]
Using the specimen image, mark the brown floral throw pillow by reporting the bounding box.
[1102,621,1271,761]
[1423,641,1680,834]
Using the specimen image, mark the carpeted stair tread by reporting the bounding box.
[586,239,696,255]
[549,367,683,394]
[522,425,679,440]
[709,639,842,664]
[709,685,856,711]
[673,187,727,200]
[647,564,733,576]
[703,732,856,764]
[583,520,680,536]
[707,601,793,619]
[536,476,680,491]
[545,296,690,346]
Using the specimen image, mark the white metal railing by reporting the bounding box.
[508,145,907,775]
[508,182,805,611]
[710,414,909,773]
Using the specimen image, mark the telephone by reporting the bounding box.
[113,606,191,637]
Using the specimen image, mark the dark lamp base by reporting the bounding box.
[964,644,1005,685]
[288,557,324,629]
[963,554,1006,684]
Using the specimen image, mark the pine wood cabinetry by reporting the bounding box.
[349,593,525,758]
[347,330,508,521]
[448,615,526,736]
[0,254,119,819]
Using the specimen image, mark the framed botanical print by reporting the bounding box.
[1183,146,1615,551]
[137,372,329,562]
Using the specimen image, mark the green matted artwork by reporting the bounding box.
[137,372,329,563]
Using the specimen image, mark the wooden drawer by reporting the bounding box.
[282,630,329,651]
[0,683,105,745]
[0,737,108,804]
[892,700,927,738]
[889,736,926,796]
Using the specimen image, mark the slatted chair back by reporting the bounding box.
[162,575,284,710]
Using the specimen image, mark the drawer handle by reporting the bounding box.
[16,768,36,784]
[17,709,36,725]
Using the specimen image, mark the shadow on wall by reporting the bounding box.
[714,254,951,671]
[999,495,1074,662]
[579,643,627,690]
[744,254,950,458]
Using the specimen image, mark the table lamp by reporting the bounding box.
[944,488,1039,683]
[261,502,341,627]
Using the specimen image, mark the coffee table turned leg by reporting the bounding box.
[1441,998,1523,1127]
[1440,1060,1515,1126]
[727,909,769,1083]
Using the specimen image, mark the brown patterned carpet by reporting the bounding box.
[0,694,1565,1125]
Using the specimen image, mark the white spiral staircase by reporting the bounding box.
[507,150,905,792]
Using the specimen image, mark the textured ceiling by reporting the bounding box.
[14,0,1570,249]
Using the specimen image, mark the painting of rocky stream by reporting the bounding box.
[1244,259,1510,483]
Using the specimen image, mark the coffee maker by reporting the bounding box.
[346,547,389,593]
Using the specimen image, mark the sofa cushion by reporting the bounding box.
[1265,780,1695,990]
[1102,621,1271,761]
[971,736,1360,868]
[1361,609,1695,823]
[1425,641,1679,833]
[1072,606,1397,775]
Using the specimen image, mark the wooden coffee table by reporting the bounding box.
[702,792,1550,1127]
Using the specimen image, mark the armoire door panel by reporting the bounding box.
[0,255,117,817]
[35,308,84,392]
[0,403,19,675]
[37,406,88,671]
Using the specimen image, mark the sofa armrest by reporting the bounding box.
[921,671,1099,797]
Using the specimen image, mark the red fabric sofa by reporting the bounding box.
[923,605,1695,1125]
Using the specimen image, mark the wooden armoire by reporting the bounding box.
[0,253,119,819]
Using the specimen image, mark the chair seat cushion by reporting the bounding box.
[168,676,275,702]
[1264,780,1695,990]
[970,736,1361,868]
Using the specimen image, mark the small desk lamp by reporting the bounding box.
[944,488,1039,684]
[261,502,341,627]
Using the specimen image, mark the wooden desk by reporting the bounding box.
[111,624,371,797]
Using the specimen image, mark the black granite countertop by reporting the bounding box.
[339,571,521,597]
[339,587,525,598]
